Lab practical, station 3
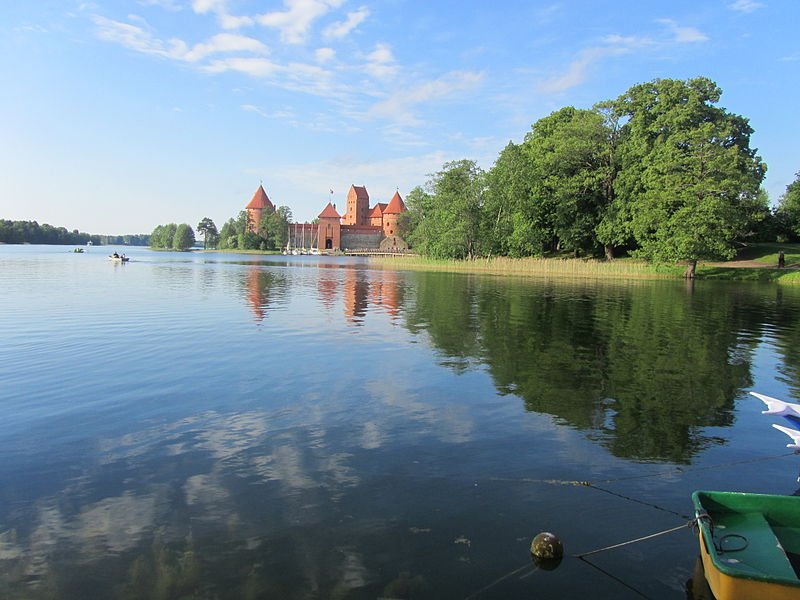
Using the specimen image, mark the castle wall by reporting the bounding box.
[340,226,382,250]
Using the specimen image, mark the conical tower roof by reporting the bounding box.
[246,185,274,210]
[318,202,341,219]
[384,191,405,214]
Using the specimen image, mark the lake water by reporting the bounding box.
[2,244,800,599]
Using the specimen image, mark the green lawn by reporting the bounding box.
[735,242,800,266]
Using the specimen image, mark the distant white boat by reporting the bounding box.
[300,223,308,254]
[283,225,292,255]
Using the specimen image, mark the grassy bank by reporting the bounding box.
[369,253,800,284]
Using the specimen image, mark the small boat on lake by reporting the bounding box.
[72,248,84,253]
[108,255,129,262]
[692,490,800,600]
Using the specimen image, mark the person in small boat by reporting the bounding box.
[112,251,119,258]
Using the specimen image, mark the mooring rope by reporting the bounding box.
[488,450,795,488]
[462,563,535,600]
[577,556,654,600]
[463,519,697,599]
[461,451,795,599]
[585,483,689,518]
[573,520,693,558]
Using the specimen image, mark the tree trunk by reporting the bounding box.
[604,244,614,261]
[684,259,697,279]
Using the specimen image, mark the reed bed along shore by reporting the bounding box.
[369,255,682,280]
[370,254,800,284]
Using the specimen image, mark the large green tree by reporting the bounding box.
[482,142,548,257]
[197,217,219,250]
[521,106,620,257]
[613,77,766,277]
[173,223,195,250]
[407,160,485,259]
[150,223,177,249]
[258,205,292,250]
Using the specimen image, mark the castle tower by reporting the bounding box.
[343,185,370,226]
[245,184,275,233]
[382,191,406,237]
[318,202,341,250]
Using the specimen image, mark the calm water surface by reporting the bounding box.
[3,245,800,599]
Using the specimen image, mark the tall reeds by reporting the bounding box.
[369,255,682,280]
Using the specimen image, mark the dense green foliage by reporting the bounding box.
[406,160,484,259]
[0,219,148,246]
[217,206,292,251]
[776,172,800,241]
[173,223,196,250]
[150,222,195,250]
[405,77,771,274]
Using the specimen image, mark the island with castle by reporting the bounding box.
[245,184,409,253]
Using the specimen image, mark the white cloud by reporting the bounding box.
[242,104,297,121]
[257,0,345,44]
[364,43,398,79]
[538,20,707,95]
[323,6,369,39]
[315,47,336,62]
[179,32,268,62]
[219,13,255,29]
[93,17,267,63]
[602,34,654,48]
[191,0,253,29]
[657,18,709,43]
[92,15,178,58]
[371,71,484,125]
[191,0,224,14]
[534,3,564,24]
[265,152,451,208]
[139,0,182,10]
[204,56,279,77]
[728,0,765,12]
[539,46,628,94]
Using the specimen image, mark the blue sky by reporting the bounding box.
[1,0,798,234]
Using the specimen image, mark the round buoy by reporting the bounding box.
[530,532,564,560]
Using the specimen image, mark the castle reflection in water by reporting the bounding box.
[244,261,403,325]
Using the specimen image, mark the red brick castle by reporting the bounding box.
[245,184,408,252]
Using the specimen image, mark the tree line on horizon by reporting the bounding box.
[149,222,196,250]
[0,219,149,246]
[398,76,800,277]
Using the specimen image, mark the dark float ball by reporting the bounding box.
[530,532,564,569]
